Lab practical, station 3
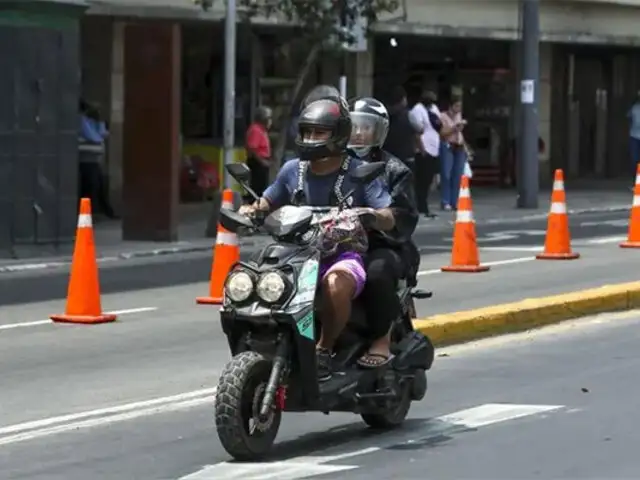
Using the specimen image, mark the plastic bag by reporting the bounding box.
[317,209,369,258]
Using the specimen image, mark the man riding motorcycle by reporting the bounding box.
[347,96,421,368]
[239,93,396,381]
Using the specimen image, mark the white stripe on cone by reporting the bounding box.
[553,180,564,191]
[222,201,233,210]
[217,231,238,246]
[456,210,474,223]
[550,202,567,214]
[77,214,92,228]
[458,187,470,198]
[633,195,640,207]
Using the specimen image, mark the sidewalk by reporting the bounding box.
[0,185,632,272]
[417,183,631,229]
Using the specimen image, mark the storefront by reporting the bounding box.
[374,35,515,186]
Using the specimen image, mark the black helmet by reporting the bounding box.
[295,97,352,161]
[301,85,341,110]
[347,97,390,158]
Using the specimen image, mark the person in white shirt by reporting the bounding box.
[410,87,442,218]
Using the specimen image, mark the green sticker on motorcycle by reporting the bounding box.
[290,259,319,308]
[296,311,314,341]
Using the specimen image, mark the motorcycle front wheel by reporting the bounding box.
[215,351,282,460]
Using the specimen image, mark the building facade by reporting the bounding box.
[4,0,640,254]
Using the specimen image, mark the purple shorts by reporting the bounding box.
[319,251,366,298]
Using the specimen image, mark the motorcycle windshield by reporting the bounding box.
[264,206,314,238]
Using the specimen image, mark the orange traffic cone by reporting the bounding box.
[196,189,240,305]
[441,176,490,273]
[536,169,580,260]
[620,163,640,248]
[50,199,116,324]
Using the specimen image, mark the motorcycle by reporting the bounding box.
[214,161,435,460]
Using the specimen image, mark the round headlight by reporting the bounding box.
[225,271,254,302]
[257,272,286,303]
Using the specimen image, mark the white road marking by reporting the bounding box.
[580,219,628,228]
[583,235,626,245]
[0,386,216,446]
[0,306,158,331]
[179,402,564,479]
[418,256,535,276]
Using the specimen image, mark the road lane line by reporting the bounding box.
[0,387,217,446]
[180,403,565,479]
[418,256,535,276]
[0,306,158,331]
[0,397,214,447]
[584,235,626,244]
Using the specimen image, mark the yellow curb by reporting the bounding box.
[412,281,640,346]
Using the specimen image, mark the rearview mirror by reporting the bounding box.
[226,163,251,183]
[226,163,261,202]
[350,161,385,184]
[219,208,254,233]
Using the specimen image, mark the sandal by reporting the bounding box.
[357,352,394,369]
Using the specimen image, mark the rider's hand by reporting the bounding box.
[356,207,378,229]
[238,204,256,216]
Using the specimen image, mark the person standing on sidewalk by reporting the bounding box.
[383,86,423,171]
[245,106,273,201]
[628,91,640,181]
[78,99,116,220]
[410,86,442,218]
[439,95,468,211]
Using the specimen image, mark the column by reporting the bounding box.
[122,22,181,241]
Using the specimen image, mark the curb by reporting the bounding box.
[412,281,640,346]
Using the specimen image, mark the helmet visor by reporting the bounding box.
[297,125,332,146]
[348,112,388,149]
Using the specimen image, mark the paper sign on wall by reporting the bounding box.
[521,80,534,104]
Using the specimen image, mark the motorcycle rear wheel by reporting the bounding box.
[215,351,282,460]
[361,382,412,429]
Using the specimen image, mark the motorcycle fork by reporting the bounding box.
[259,334,289,418]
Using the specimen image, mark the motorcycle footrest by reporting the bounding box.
[354,388,396,401]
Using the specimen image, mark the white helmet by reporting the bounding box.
[347,97,390,158]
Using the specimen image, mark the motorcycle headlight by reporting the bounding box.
[257,271,286,303]
[225,271,254,302]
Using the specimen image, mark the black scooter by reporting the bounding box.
[214,161,435,460]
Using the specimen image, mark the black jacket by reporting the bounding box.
[367,149,420,281]
[383,106,420,162]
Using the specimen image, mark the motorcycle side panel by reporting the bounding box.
[392,331,435,371]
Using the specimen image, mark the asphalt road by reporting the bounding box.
[2,300,640,479]
[0,209,633,305]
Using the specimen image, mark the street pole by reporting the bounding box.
[517,0,540,208]
[223,0,237,190]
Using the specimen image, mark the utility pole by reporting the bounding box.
[222,0,237,189]
[517,0,540,208]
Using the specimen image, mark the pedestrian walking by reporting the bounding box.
[439,95,468,211]
[410,86,442,218]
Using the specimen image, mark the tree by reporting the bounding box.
[196,0,400,163]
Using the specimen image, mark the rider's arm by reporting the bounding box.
[260,159,297,210]
[364,177,395,231]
